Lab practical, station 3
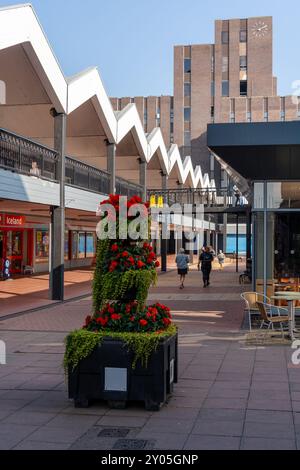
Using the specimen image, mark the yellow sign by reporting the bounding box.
[157,195,164,208]
[150,195,157,208]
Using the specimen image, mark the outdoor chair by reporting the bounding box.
[256,301,289,338]
[241,292,271,331]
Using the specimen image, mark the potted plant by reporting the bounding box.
[65,194,178,411]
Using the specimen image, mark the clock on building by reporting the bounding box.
[251,21,269,38]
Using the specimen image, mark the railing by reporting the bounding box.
[0,128,58,180]
[147,188,249,209]
[65,157,110,195]
[0,128,144,198]
[116,176,144,199]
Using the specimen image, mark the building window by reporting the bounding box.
[240,56,247,70]
[240,30,247,43]
[240,81,247,96]
[184,58,191,73]
[222,56,228,73]
[247,112,252,122]
[170,122,174,134]
[184,83,191,96]
[264,111,268,122]
[211,54,215,73]
[184,107,191,122]
[221,31,229,44]
[184,131,191,147]
[280,110,285,121]
[211,106,215,118]
[230,112,235,123]
[211,81,215,97]
[222,80,229,97]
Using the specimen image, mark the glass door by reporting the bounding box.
[5,230,23,274]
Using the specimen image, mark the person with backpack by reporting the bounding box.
[198,246,214,288]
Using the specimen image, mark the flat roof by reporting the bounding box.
[207,121,300,181]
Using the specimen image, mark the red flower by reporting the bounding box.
[109,261,118,272]
[85,315,92,326]
[111,244,119,252]
[108,306,115,314]
[137,260,145,269]
[128,256,135,264]
[121,251,129,258]
[163,317,171,326]
[139,319,148,327]
[148,251,156,259]
[146,312,153,319]
[111,313,121,321]
[155,261,160,267]
[97,317,108,327]
[130,316,135,322]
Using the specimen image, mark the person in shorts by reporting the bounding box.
[175,248,189,289]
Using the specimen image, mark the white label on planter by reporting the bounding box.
[104,367,127,391]
[170,359,174,384]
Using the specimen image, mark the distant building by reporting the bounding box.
[111,16,300,188]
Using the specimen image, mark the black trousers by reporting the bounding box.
[201,267,211,284]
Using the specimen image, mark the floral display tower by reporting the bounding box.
[65,195,178,411]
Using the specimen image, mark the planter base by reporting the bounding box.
[68,334,178,411]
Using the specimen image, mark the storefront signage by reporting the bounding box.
[4,215,25,226]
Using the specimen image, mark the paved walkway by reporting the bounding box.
[0,269,93,318]
[0,264,299,450]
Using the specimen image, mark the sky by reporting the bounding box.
[0,0,299,97]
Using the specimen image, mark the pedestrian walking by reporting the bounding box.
[217,249,225,270]
[198,246,214,288]
[175,248,190,289]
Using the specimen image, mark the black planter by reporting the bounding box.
[68,333,178,411]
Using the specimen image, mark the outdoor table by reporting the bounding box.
[271,293,300,340]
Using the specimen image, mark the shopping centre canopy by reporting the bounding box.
[0,3,212,190]
[207,121,300,188]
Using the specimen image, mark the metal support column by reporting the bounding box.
[107,142,116,195]
[49,111,66,301]
[246,209,252,261]
[236,213,239,273]
[161,173,168,272]
[138,158,147,202]
[263,181,268,297]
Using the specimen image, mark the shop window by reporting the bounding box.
[64,230,69,261]
[86,233,95,258]
[35,230,49,260]
[72,232,78,260]
[78,232,86,259]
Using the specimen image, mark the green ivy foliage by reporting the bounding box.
[64,324,177,372]
[92,239,157,312]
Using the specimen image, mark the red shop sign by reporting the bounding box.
[4,214,26,226]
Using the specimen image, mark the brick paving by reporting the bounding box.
[0,264,299,450]
[0,269,93,318]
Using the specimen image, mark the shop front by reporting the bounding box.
[0,212,97,278]
[207,119,300,297]
[0,214,33,277]
[253,181,300,297]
